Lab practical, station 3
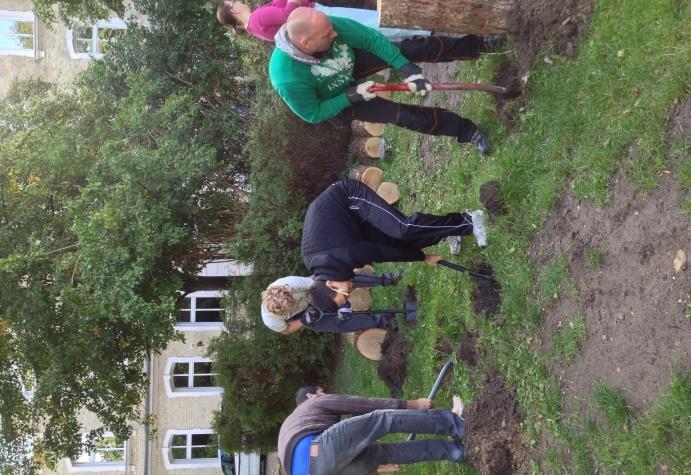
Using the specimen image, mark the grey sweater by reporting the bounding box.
[277,394,405,474]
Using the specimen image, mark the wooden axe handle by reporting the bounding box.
[368,82,516,96]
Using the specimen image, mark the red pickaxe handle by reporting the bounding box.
[368,82,518,96]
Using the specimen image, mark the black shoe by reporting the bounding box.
[480,35,502,53]
[470,128,491,156]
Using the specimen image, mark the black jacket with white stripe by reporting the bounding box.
[301,180,424,281]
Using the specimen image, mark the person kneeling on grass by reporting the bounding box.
[261,272,401,334]
[302,179,487,312]
[278,385,467,475]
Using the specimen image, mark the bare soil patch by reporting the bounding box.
[465,371,532,475]
[471,264,503,318]
[480,180,507,216]
[532,101,691,412]
[377,330,410,398]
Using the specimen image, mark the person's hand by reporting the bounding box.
[346,80,377,103]
[376,464,401,473]
[407,398,434,409]
[424,254,442,266]
[399,63,432,96]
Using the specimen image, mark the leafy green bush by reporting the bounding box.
[209,319,336,453]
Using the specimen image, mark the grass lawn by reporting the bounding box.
[332,0,690,473]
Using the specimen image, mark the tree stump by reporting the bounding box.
[377,182,400,205]
[352,120,385,137]
[349,165,384,190]
[349,288,372,311]
[351,137,386,159]
[377,0,514,36]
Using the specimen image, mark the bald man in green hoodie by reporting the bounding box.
[269,8,501,155]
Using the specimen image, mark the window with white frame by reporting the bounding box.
[163,430,219,469]
[163,357,222,398]
[65,433,126,472]
[66,18,125,59]
[176,291,226,328]
[0,10,34,57]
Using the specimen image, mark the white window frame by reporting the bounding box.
[0,10,35,57]
[162,429,220,470]
[65,18,125,59]
[175,290,226,331]
[64,432,126,473]
[164,357,222,398]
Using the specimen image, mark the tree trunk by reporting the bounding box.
[377,0,514,36]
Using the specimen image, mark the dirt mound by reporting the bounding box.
[457,332,479,366]
[495,0,596,126]
[471,265,502,317]
[480,180,507,216]
[532,99,691,412]
[465,371,531,474]
[377,330,410,398]
[509,0,596,73]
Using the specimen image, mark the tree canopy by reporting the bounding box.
[0,0,249,469]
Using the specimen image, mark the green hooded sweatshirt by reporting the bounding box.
[269,16,410,124]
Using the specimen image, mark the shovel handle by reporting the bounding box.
[438,260,497,282]
[368,82,515,96]
[408,358,454,441]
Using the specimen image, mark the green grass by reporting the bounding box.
[332,0,690,473]
[550,315,586,363]
[585,248,605,269]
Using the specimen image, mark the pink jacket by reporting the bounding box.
[247,0,316,42]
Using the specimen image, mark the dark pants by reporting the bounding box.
[297,271,397,333]
[342,179,473,249]
[334,35,484,143]
[300,311,393,333]
[309,409,465,475]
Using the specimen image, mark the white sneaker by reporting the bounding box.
[469,210,487,247]
[447,236,461,255]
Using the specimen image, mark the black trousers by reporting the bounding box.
[341,179,473,250]
[334,35,484,143]
[300,311,393,333]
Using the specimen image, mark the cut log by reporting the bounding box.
[351,120,385,137]
[354,264,375,274]
[349,288,372,311]
[353,328,388,361]
[377,181,400,205]
[349,165,384,191]
[378,0,514,36]
[351,137,386,159]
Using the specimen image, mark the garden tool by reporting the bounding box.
[408,357,455,441]
[368,82,521,97]
[438,259,497,282]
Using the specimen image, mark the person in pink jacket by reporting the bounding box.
[216,0,430,43]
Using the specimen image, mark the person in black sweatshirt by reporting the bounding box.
[301,179,487,312]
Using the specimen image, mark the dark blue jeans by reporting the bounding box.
[309,409,465,475]
[300,311,392,333]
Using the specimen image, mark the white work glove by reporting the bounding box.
[346,80,378,103]
[399,63,432,96]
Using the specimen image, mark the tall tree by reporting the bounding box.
[0,1,250,469]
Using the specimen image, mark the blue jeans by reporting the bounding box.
[309,409,465,475]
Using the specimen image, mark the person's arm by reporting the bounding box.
[254,0,304,28]
[332,17,409,70]
[279,319,304,334]
[315,394,406,416]
[273,79,351,123]
[351,242,425,264]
